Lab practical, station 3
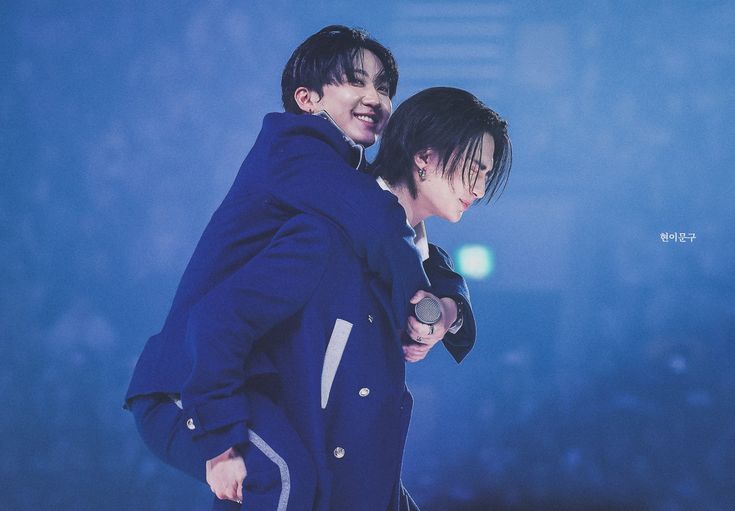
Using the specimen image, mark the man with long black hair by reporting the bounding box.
[125,26,479,510]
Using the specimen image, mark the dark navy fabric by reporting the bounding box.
[423,243,476,363]
[130,394,210,483]
[131,390,317,511]
[124,112,476,509]
[131,214,428,510]
[246,214,417,510]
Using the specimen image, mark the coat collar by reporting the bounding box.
[261,112,366,171]
[311,110,365,171]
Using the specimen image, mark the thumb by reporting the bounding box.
[409,290,427,304]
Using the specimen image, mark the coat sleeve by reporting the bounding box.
[423,243,477,363]
[266,135,430,330]
[179,214,335,459]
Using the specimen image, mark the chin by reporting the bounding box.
[355,135,377,147]
[346,128,376,147]
[442,211,463,223]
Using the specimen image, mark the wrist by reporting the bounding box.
[447,297,465,333]
[439,297,458,329]
[208,446,236,465]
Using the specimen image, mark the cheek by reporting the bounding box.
[383,98,393,114]
[328,89,354,108]
[435,188,457,212]
[452,177,467,196]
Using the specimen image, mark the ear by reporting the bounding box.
[293,86,321,114]
[413,148,437,170]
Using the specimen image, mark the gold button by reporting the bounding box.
[333,447,345,459]
[186,418,196,430]
[359,387,370,397]
[367,314,374,323]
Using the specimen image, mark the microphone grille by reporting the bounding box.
[414,296,442,325]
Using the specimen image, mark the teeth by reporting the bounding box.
[356,114,374,122]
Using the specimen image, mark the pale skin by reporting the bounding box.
[205,293,455,503]
[389,136,494,364]
[205,291,454,503]
[205,137,493,501]
[207,53,489,502]
[206,446,245,503]
[403,291,459,362]
[292,53,463,365]
[205,299,452,505]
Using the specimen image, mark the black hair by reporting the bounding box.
[281,25,399,114]
[372,87,512,204]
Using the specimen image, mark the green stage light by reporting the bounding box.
[456,244,494,280]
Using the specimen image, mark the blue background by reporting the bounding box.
[2,1,734,509]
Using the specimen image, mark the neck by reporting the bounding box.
[385,182,428,228]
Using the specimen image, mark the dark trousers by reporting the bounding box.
[398,485,421,511]
[130,391,316,510]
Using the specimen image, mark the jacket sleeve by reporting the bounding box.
[423,243,477,363]
[179,215,334,460]
[266,136,430,330]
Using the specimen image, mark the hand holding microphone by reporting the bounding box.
[404,291,451,363]
[413,295,442,334]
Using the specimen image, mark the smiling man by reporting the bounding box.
[292,49,391,146]
[125,26,478,511]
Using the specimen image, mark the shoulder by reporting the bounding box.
[272,213,344,253]
[266,113,354,165]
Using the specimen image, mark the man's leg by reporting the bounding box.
[398,483,421,511]
[237,391,317,511]
[130,392,316,510]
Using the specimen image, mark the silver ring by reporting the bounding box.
[428,324,434,336]
[236,499,242,505]
[416,336,423,343]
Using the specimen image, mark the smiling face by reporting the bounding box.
[298,50,392,147]
[416,133,496,223]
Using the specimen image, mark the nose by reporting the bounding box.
[471,178,486,199]
[361,84,381,108]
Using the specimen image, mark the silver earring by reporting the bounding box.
[418,168,427,181]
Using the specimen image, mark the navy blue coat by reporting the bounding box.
[125,112,476,471]
[250,213,425,510]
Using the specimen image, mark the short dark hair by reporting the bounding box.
[281,25,399,114]
[372,87,512,204]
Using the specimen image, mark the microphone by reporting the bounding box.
[414,296,442,325]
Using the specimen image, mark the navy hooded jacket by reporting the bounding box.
[125,112,476,460]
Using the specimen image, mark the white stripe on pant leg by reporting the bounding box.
[248,430,291,511]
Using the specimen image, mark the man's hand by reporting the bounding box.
[403,290,458,363]
[206,446,246,504]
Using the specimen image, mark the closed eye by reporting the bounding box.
[470,158,494,183]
